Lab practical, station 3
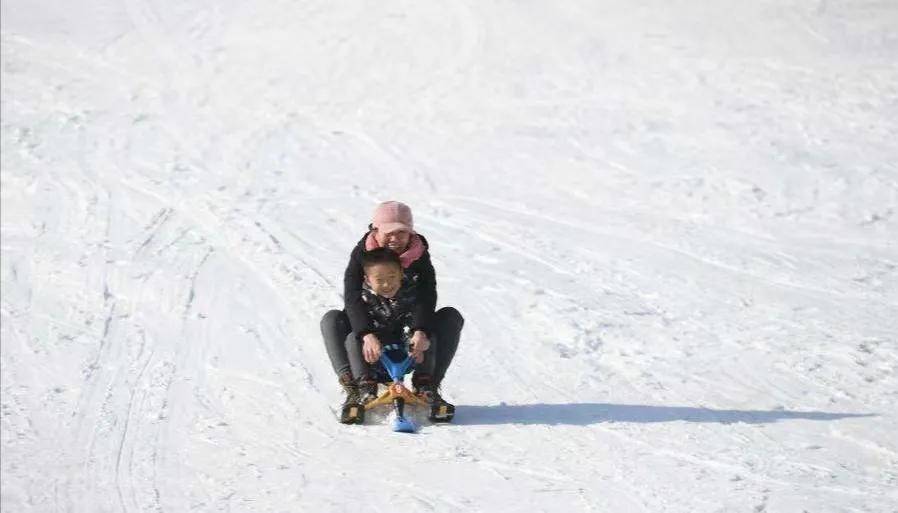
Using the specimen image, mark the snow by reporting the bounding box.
[1,0,896,511]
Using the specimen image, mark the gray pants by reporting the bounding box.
[320,307,463,384]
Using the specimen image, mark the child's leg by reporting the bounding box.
[411,337,438,388]
[344,333,370,382]
[320,309,352,377]
[418,339,438,376]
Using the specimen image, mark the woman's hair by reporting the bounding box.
[360,247,402,270]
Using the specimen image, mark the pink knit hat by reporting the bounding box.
[371,201,414,233]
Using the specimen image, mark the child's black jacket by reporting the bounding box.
[343,233,437,341]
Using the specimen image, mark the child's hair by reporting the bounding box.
[360,247,402,271]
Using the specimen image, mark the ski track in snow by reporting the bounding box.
[2,0,898,512]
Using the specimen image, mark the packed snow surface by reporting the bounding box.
[2,1,897,512]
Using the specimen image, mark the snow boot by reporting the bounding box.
[338,372,364,424]
[413,374,455,423]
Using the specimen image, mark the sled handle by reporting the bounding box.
[379,353,415,382]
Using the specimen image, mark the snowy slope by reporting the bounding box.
[2,1,897,512]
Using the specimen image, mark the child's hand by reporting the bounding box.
[409,330,430,364]
[362,334,383,363]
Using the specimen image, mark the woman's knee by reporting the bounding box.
[436,306,464,330]
[320,309,347,333]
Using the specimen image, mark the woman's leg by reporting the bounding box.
[432,306,464,385]
[320,309,352,377]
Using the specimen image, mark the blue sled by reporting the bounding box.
[362,346,426,433]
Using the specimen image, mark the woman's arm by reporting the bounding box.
[409,252,437,336]
[343,245,375,339]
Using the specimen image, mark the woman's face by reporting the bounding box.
[374,228,411,253]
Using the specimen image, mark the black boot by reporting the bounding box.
[413,374,455,423]
[338,372,364,424]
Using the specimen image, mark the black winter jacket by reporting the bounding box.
[358,285,415,344]
[343,233,437,340]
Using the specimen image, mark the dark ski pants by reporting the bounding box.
[320,307,463,384]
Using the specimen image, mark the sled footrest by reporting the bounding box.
[364,383,427,410]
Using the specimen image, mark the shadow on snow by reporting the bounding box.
[452,403,875,426]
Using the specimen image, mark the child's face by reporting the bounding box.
[364,262,403,298]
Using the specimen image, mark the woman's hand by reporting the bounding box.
[409,330,430,363]
[362,333,383,363]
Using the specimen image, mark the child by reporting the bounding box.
[354,248,436,403]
